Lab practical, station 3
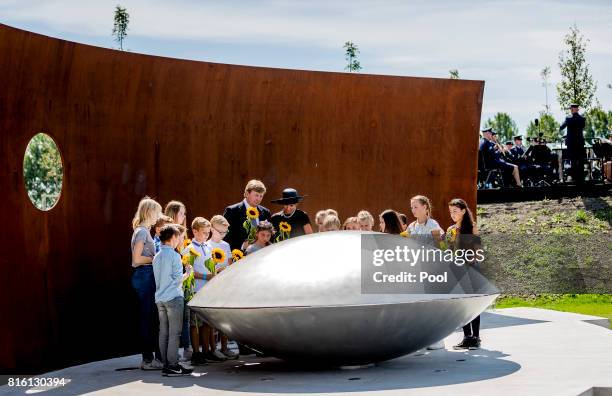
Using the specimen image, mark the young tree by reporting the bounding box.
[343,42,362,72]
[483,113,519,143]
[584,106,612,141]
[112,5,130,51]
[526,112,561,142]
[540,66,551,113]
[449,69,459,79]
[556,24,596,111]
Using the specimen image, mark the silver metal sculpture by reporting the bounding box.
[189,231,498,365]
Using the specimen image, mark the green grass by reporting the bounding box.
[495,294,612,328]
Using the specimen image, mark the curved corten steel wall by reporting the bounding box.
[0,23,483,373]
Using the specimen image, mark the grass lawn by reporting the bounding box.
[495,294,612,328]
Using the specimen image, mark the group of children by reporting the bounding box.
[131,199,241,376]
[130,192,482,376]
[280,194,482,350]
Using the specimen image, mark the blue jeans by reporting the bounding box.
[180,300,191,350]
[131,266,161,362]
[157,296,184,367]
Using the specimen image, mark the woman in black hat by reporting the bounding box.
[270,188,313,241]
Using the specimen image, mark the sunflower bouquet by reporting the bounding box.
[181,247,200,301]
[232,249,244,262]
[243,206,259,244]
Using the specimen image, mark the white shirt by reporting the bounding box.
[188,240,212,292]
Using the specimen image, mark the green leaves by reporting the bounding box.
[112,5,130,50]
[557,24,596,111]
[23,133,63,210]
[526,112,561,142]
[343,41,362,73]
[483,112,518,143]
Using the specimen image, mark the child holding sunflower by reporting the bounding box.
[206,215,238,360]
[184,217,216,365]
[164,200,192,361]
[245,221,275,255]
[446,198,482,351]
[152,224,194,376]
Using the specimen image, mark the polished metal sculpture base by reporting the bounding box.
[189,231,498,365]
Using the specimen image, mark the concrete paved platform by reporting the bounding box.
[1,308,611,396]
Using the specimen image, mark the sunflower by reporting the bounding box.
[246,206,259,220]
[181,254,190,265]
[183,238,192,248]
[189,247,201,257]
[400,230,409,237]
[232,249,244,261]
[211,247,226,264]
[450,227,458,242]
[279,221,291,233]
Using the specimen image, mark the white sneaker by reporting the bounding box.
[140,358,164,370]
[221,349,239,360]
[212,350,228,361]
[180,348,193,362]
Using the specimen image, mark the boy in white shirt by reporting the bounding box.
[185,217,214,365]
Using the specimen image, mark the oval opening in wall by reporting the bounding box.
[23,132,64,211]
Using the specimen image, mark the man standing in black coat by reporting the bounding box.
[559,103,586,184]
[223,179,272,251]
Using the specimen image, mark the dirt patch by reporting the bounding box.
[477,196,612,294]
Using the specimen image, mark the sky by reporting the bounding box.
[1,0,611,133]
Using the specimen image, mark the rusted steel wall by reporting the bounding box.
[0,23,483,373]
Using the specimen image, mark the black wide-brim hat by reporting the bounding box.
[271,188,307,204]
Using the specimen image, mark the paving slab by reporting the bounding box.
[1,308,610,396]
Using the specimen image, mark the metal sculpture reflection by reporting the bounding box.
[189,231,498,365]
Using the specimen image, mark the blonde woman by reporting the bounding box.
[131,197,163,370]
[164,200,187,227]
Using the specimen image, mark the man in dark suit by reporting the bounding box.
[559,103,586,184]
[223,179,272,251]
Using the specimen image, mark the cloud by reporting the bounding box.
[1,0,611,130]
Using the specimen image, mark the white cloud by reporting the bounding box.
[1,0,611,130]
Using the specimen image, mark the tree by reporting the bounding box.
[112,5,130,51]
[483,113,519,143]
[540,66,551,113]
[556,24,596,111]
[449,69,459,79]
[526,112,561,142]
[343,42,362,72]
[584,106,612,141]
[23,133,63,210]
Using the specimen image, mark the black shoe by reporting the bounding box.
[162,364,193,376]
[468,337,481,350]
[204,351,225,363]
[453,336,473,350]
[191,352,208,366]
